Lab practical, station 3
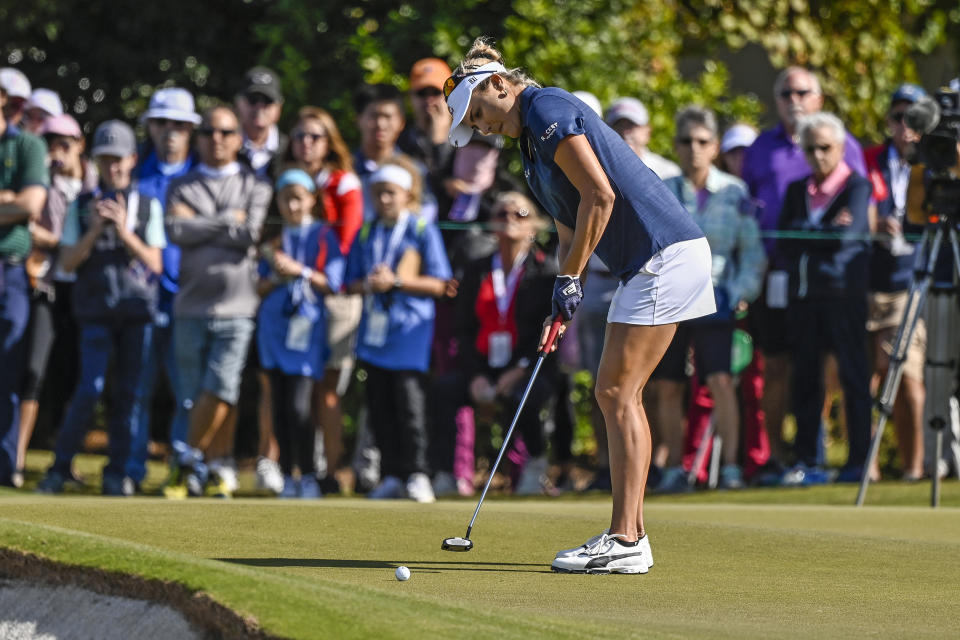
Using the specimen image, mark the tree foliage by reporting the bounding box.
[0,0,957,151]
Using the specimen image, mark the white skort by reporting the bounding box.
[607,237,716,326]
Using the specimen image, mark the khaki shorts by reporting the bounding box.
[325,294,363,370]
[867,291,925,381]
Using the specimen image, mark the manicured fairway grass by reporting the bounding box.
[1,482,959,639]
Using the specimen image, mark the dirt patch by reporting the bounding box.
[0,548,280,640]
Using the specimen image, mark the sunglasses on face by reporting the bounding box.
[804,143,834,154]
[198,126,238,138]
[678,136,714,147]
[889,111,908,123]
[244,93,275,107]
[495,207,530,220]
[442,70,494,101]
[415,87,443,99]
[779,88,813,100]
[293,131,327,143]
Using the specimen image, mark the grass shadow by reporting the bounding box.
[216,558,549,573]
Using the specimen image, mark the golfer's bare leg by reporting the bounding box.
[596,322,676,541]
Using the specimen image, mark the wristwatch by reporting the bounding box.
[392,275,403,292]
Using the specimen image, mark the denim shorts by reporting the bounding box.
[174,316,255,406]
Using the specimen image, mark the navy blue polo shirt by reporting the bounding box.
[518,87,702,281]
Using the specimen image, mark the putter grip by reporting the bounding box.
[541,316,563,354]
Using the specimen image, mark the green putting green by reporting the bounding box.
[1,487,958,639]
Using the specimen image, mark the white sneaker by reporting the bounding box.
[432,471,458,498]
[406,472,436,503]
[551,533,651,574]
[555,531,654,568]
[209,458,239,493]
[514,455,548,495]
[368,475,405,499]
[256,457,284,495]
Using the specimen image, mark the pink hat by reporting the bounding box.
[41,113,82,139]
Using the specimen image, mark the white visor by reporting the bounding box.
[370,164,413,191]
[445,61,507,148]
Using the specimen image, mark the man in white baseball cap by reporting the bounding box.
[0,68,31,127]
[23,88,63,135]
[604,97,680,179]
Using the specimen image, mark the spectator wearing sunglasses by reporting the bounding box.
[163,105,271,499]
[432,192,558,496]
[400,58,457,218]
[280,105,364,495]
[236,67,286,179]
[741,67,866,482]
[651,106,766,492]
[863,83,929,481]
[775,112,872,486]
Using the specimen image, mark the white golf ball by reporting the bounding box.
[395,566,411,581]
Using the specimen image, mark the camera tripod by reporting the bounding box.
[856,214,960,507]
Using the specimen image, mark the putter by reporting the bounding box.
[442,316,564,552]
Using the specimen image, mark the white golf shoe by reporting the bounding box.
[555,530,654,568]
[551,533,652,574]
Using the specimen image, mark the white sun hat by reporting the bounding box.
[444,61,507,148]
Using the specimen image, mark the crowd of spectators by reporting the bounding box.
[0,58,955,500]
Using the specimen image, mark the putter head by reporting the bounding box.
[441,536,473,552]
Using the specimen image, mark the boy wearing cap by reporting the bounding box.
[863,83,929,481]
[236,66,286,178]
[37,120,165,496]
[125,87,202,489]
[0,81,48,487]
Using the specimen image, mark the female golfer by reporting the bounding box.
[445,38,715,573]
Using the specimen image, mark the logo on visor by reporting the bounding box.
[540,122,558,141]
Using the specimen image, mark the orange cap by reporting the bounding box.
[410,58,452,91]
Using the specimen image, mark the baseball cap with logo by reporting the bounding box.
[890,83,927,107]
[241,66,282,103]
[142,87,202,124]
[0,68,31,100]
[410,58,452,92]
[444,61,508,148]
[41,113,83,139]
[25,88,64,118]
[604,97,649,127]
[91,120,136,158]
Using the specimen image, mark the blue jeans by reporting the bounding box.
[126,320,187,482]
[51,321,153,479]
[0,262,30,485]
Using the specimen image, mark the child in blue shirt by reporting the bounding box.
[345,157,452,502]
[257,169,344,498]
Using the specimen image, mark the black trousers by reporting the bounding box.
[430,365,556,473]
[268,370,315,476]
[788,297,871,468]
[362,362,429,479]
